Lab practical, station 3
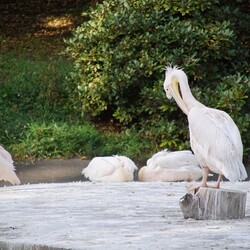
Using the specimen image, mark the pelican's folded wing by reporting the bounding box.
[82,156,120,181]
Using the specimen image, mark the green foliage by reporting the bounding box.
[0,41,155,162]
[0,52,75,119]
[101,127,153,160]
[66,0,250,154]
[0,51,80,146]
[9,121,154,161]
[11,122,102,159]
[1,1,249,162]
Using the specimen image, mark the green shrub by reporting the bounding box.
[0,43,156,161]
[9,122,155,162]
[0,51,81,147]
[101,127,153,160]
[10,122,102,159]
[66,0,250,155]
[0,53,76,119]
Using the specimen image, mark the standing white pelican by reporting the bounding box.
[0,146,21,185]
[163,66,247,189]
[138,149,203,182]
[82,155,138,182]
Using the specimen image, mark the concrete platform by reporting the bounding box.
[0,181,249,250]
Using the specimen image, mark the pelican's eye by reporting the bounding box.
[165,87,172,99]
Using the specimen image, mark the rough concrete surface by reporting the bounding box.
[0,181,249,250]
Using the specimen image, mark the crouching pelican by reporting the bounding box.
[163,66,247,189]
[138,149,203,182]
[0,146,21,185]
[82,155,138,182]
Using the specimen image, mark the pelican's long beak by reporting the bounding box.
[170,77,189,115]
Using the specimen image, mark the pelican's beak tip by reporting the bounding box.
[166,94,172,100]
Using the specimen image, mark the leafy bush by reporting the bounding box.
[0,42,155,161]
[66,0,250,155]
[101,127,153,160]
[9,122,153,162]
[10,122,102,159]
[0,53,76,118]
[0,51,80,147]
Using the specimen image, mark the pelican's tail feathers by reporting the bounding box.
[1,171,21,185]
[225,160,248,183]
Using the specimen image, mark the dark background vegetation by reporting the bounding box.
[0,0,249,167]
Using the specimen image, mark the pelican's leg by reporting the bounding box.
[186,167,209,194]
[214,174,222,189]
[201,167,209,187]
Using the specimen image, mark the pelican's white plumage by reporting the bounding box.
[138,149,203,182]
[163,66,247,188]
[82,155,138,182]
[0,146,21,185]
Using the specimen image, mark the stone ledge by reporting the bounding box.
[179,187,247,220]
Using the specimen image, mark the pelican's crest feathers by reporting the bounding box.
[165,65,182,76]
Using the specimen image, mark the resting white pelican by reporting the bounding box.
[82,155,138,182]
[163,66,247,189]
[138,149,203,182]
[0,146,21,185]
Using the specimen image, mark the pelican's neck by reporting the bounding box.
[176,71,204,110]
